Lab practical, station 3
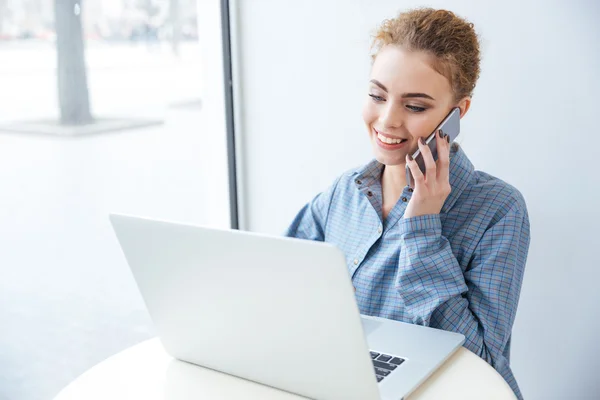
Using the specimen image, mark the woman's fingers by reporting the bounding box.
[436,129,451,180]
[406,153,425,186]
[418,136,436,180]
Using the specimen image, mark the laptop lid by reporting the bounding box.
[109,213,381,400]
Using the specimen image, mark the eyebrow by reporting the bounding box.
[370,79,435,101]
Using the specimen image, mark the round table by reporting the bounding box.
[54,338,516,400]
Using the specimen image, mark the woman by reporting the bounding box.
[285,8,530,400]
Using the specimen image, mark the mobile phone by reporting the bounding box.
[406,107,461,188]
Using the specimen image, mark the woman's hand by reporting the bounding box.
[404,130,452,219]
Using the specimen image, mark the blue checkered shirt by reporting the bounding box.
[284,143,530,399]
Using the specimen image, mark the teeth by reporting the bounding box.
[377,132,405,144]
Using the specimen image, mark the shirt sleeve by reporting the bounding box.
[283,176,342,241]
[395,204,530,368]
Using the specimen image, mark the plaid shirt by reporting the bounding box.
[284,143,530,399]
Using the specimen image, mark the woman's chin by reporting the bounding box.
[373,148,408,166]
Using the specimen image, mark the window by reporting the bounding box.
[0,1,231,399]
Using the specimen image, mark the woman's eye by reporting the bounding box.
[368,94,385,102]
[406,105,427,112]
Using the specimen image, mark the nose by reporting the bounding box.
[378,103,404,131]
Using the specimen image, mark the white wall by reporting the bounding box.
[231,0,600,398]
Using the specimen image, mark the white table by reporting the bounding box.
[54,338,516,400]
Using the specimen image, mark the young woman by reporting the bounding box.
[285,8,530,399]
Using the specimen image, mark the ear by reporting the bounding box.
[457,97,471,118]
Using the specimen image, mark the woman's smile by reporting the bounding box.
[374,128,409,150]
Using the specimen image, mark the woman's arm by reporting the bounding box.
[283,177,342,241]
[395,204,530,365]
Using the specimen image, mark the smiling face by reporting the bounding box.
[362,45,466,166]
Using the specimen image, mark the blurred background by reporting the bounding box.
[0,0,199,43]
[0,0,201,126]
[0,1,230,399]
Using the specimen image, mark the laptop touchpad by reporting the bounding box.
[361,318,383,336]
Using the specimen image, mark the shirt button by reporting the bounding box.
[354,259,359,265]
[378,226,382,234]
[402,197,408,202]
[408,188,414,193]
[367,191,374,197]
[355,179,362,185]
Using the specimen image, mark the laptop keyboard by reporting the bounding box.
[370,351,405,383]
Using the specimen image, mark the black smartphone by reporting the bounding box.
[406,107,461,188]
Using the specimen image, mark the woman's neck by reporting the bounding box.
[381,163,407,194]
[380,164,407,220]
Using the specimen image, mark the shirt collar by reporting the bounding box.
[350,157,383,183]
[350,143,474,213]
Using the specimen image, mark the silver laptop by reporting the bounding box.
[109,214,465,400]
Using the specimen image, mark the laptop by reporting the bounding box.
[109,214,465,400]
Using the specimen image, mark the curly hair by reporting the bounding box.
[371,8,481,102]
